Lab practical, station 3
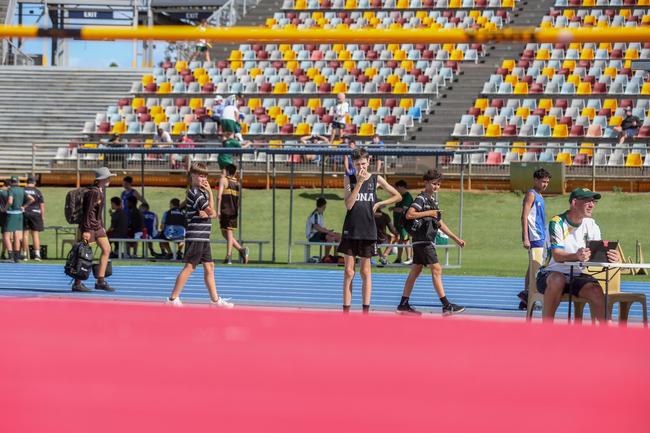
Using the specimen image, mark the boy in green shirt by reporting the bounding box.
[218,131,250,174]
[3,176,34,262]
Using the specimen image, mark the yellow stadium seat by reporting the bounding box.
[153,113,167,125]
[582,0,595,6]
[603,66,617,78]
[175,61,188,72]
[476,115,491,127]
[583,15,596,26]
[295,123,311,135]
[541,66,555,77]
[579,143,594,156]
[132,98,145,109]
[502,0,514,7]
[345,0,357,8]
[563,9,575,19]
[387,43,400,52]
[172,123,187,135]
[283,50,296,61]
[512,142,526,155]
[142,75,154,86]
[359,123,375,136]
[394,50,407,61]
[275,114,288,127]
[197,75,210,87]
[485,124,502,137]
[540,21,553,29]
[400,60,414,72]
[603,99,618,111]
[249,67,262,78]
[474,98,489,111]
[312,11,324,19]
[516,107,530,119]
[111,121,126,134]
[552,124,568,138]
[239,123,249,135]
[416,11,428,20]
[338,50,351,61]
[450,50,464,61]
[307,98,321,111]
[396,0,409,7]
[504,74,518,85]
[306,67,319,79]
[514,82,528,94]
[619,9,631,18]
[562,60,576,72]
[567,74,580,86]
[312,74,325,85]
[228,50,242,61]
[332,44,345,53]
[536,49,550,60]
[542,115,557,127]
[538,99,553,112]
[230,61,242,70]
[445,141,459,150]
[278,44,291,53]
[626,153,642,167]
[193,68,206,78]
[642,15,650,24]
[581,107,595,120]
[580,48,594,60]
[576,82,592,95]
[641,83,650,95]
[273,82,288,94]
[268,106,282,119]
[469,10,480,19]
[624,48,639,60]
[556,152,572,165]
[82,143,98,149]
[247,98,262,110]
[189,98,203,110]
[569,42,582,50]
[364,67,378,78]
[386,74,400,85]
[286,61,299,72]
[265,18,276,27]
[342,60,355,72]
[399,98,413,109]
[501,60,515,72]
[295,0,306,8]
[609,116,623,127]
[368,98,382,111]
[393,82,408,94]
[332,82,348,93]
[149,106,163,116]
[363,11,375,20]
[449,0,461,7]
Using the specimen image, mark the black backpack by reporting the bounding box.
[64,241,94,280]
[64,187,89,224]
[0,191,7,213]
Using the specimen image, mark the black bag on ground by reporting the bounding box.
[92,261,112,279]
[64,241,94,280]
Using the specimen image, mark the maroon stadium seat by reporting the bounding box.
[593,82,607,94]
[292,98,305,107]
[98,121,111,133]
[175,98,187,107]
[638,126,650,137]
[569,125,584,137]
[378,83,392,93]
[145,83,157,92]
[573,153,589,165]
[384,98,397,108]
[281,124,294,134]
[202,83,214,93]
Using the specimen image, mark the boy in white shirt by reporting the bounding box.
[329,92,349,143]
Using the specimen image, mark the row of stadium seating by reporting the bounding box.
[553,0,650,6]
[280,0,516,9]
[540,9,650,27]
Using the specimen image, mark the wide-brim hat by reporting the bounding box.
[94,167,116,180]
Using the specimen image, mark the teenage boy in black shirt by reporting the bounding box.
[337,148,401,313]
[396,169,466,316]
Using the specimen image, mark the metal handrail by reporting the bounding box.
[207,0,262,28]
[2,0,35,66]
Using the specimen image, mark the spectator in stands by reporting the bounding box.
[157,198,186,260]
[396,169,465,316]
[221,96,241,137]
[210,96,225,132]
[374,204,398,267]
[217,164,249,265]
[330,92,349,143]
[519,168,551,310]
[305,197,341,260]
[22,176,45,261]
[191,20,212,63]
[140,203,159,257]
[126,196,144,258]
[0,179,7,260]
[614,107,641,145]
[178,132,195,170]
[155,127,173,147]
[337,148,402,313]
[73,167,116,292]
[300,134,329,163]
[121,176,147,231]
[3,176,33,262]
[342,137,357,176]
[536,188,620,322]
[218,131,250,174]
[391,179,414,265]
[370,134,385,173]
[107,196,129,258]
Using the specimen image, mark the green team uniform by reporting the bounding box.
[218,138,241,169]
[5,186,25,232]
[393,191,414,240]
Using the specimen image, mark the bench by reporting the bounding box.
[109,238,269,262]
[44,226,78,258]
[295,241,458,266]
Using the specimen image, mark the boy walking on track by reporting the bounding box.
[217,163,248,265]
[396,169,465,316]
[519,168,551,310]
[73,167,116,292]
[337,148,401,313]
[167,162,233,307]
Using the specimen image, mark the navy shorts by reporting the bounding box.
[536,271,599,297]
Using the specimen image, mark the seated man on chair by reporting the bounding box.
[536,188,620,322]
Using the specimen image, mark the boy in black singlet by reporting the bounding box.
[337,148,401,313]
[217,164,249,265]
[396,169,466,316]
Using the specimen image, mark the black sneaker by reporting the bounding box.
[442,303,465,316]
[72,282,92,292]
[518,301,528,310]
[517,290,528,303]
[175,251,184,260]
[95,281,116,292]
[239,247,249,264]
[223,255,233,265]
[396,303,422,316]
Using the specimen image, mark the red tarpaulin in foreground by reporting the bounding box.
[0,298,648,433]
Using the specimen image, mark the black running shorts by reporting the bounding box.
[536,271,599,297]
[336,238,377,258]
[184,241,213,266]
[23,213,44,232]
[412,242,439,266]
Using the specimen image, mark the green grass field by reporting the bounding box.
[31,186,650,280]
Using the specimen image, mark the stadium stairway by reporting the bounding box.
[0,0,10,62]
[209,0,285,61]
[423,0,555,145]
[0,66,146,174]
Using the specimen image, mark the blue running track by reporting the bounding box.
[1,263,648,320]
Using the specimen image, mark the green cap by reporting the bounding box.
[569,188,601,202]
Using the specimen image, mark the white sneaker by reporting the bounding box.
[403,259,413,265]
[210,297,234,308]
[34,255,41,262]
[166,297,183,306]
